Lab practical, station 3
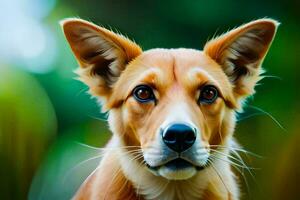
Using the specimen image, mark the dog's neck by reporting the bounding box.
[114,138,233,200]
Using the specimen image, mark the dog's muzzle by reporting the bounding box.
[144,123,209,180]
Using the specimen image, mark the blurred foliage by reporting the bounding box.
[29,121,110,200]
[271,127,300,200]
[0,0,299,200]
[0,66,56,199]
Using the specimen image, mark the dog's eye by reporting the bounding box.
[133,85,155,103]
[199,85,218,104]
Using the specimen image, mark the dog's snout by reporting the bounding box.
[162,124,196,153]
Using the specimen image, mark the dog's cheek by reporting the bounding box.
[125,98,153,125]
[207,108,236,147]
[121,98,154,142]
[200,100,226,146]
[220,109,236,139]
[200,98,223,116]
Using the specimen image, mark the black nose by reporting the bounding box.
[162,123,196,153]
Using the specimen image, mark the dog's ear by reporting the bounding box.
[61,18,142,106]
[204,19,279,99]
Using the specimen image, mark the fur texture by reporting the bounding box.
[61,18,278,200]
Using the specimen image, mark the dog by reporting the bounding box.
[61,18,278,200]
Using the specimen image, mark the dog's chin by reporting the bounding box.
[158,165,197,180]
[147,158,204,180]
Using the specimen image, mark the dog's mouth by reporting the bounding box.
[146,158,206,180]
[146,158,205,171]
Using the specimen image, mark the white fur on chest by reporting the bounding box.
[110,137,238,200]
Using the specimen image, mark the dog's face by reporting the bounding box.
[108,49,237,180]
[61,18,278,180]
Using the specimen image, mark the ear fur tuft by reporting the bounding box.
[61,18,142,105]
[204,19,279,98]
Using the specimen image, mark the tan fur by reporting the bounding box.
[61,18,278,200]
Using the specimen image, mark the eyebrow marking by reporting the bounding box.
[124,68,163,99]
[187,67,229,101]
[188,68,221,89]
[135,68,162,85]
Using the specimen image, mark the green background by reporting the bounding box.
[0,0,299,199]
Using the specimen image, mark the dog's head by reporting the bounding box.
[61,18,278,180]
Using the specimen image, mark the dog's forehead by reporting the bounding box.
[109,48,236,111]
[141,48,213,68]
[137,48,224,82]
[112,48,233,100]
[132,48,234,102]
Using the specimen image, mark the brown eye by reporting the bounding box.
[133,85,155,103]
[199,85,218,104]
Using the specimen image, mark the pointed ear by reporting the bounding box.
[204,19,279,98]
[60,18,142,104]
